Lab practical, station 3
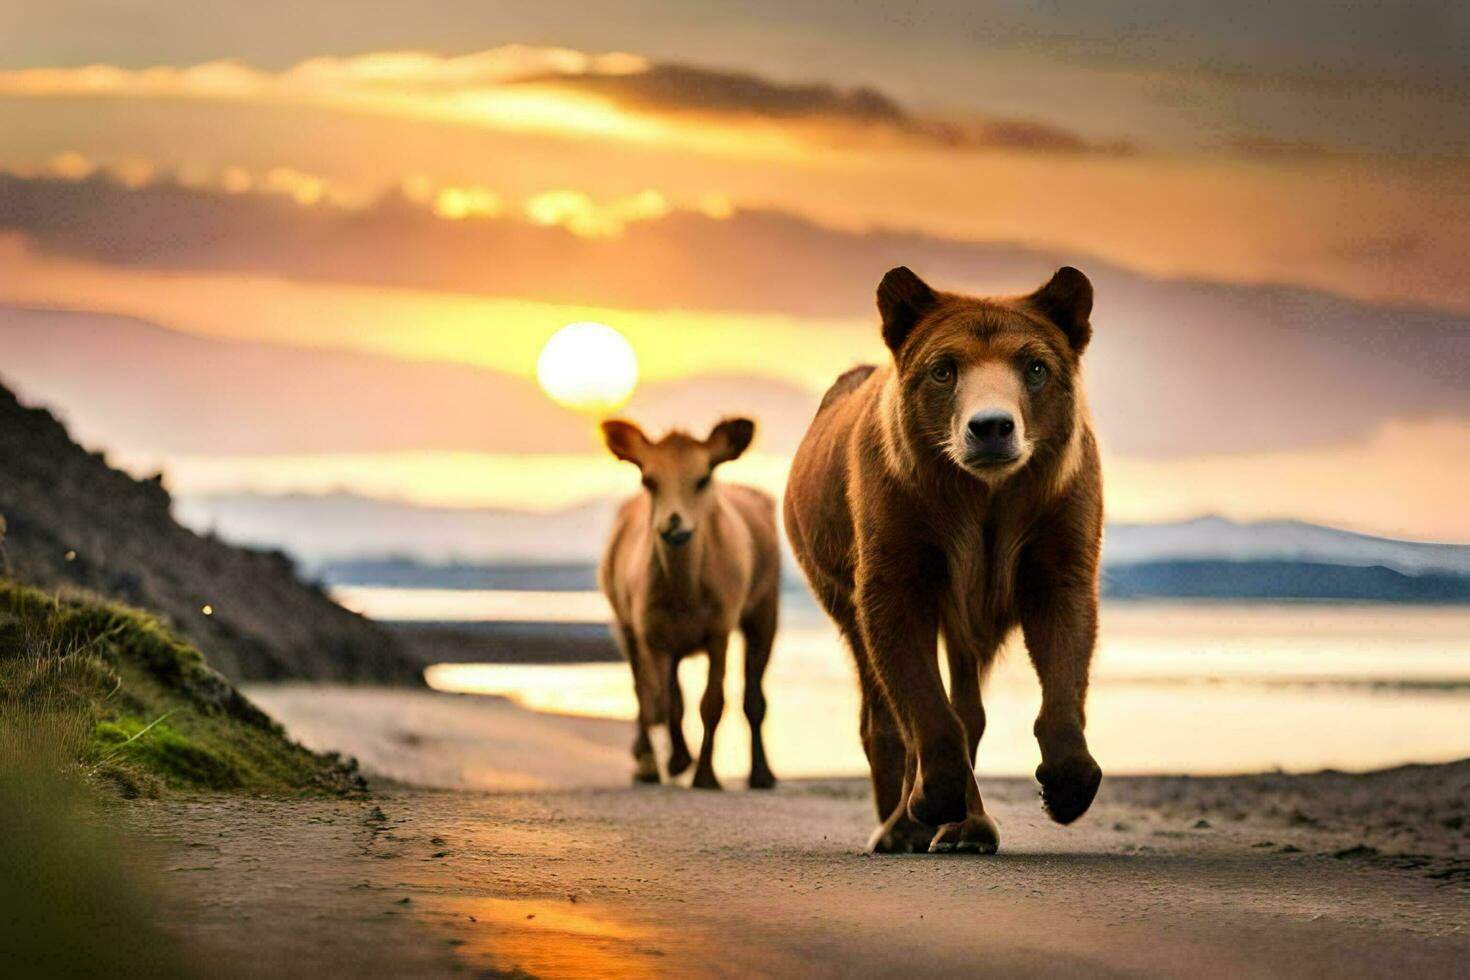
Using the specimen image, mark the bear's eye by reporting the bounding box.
[1025,360,1049,390]
[695,473,711,491]
[641,476,657,492]
[929,360,955,385]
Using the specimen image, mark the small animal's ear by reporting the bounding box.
[1027,266,1093,352]
[707,417,755,466]
[877,266,938,354]
[601,419,648,466]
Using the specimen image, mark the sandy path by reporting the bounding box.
[132,779,1468,978]
[245,684,633,791]
[126,687,1468,978]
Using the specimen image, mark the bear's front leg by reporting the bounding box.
[1020,576,1102,825]
[877,746,1000,854]
[926,777,1001,854]
[854,564,978,835]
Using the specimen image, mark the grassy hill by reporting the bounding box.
[0,579,363,796]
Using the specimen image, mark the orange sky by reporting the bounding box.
[1,57,1465,311]
[0,31,1466,541]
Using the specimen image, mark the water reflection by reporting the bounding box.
[425,602,1470,779]
[335,586,610,623]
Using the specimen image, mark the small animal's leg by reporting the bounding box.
[616,624,659,784]
[630,726,659,784]
[1021,578,1102,825]
[741,602,778,790]
[666,656,693,777]
[691,635,728,790]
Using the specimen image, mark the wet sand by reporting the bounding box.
[119,686,1470,977]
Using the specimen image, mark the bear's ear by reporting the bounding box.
[601,419,649,466]
[1026,266,1093,352]
[706,417,755,466]
[877,266,938,354]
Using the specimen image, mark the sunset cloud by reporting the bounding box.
[0,46,649,98]
[0,48,688,151]
[2,210,1465,463]
[0,159,697,238]
[0,46,1125,157]
[533,63,1133,154]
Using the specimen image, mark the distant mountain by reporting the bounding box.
[175,492,620,567]
[328,556,1470,605]
[177,491,1470,603]
[0,385,421,683]
[1104,561,1470,603]
[1105,516,1470,576]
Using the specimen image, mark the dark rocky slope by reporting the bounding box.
[0,382,419,682]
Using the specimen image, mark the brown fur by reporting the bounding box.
[599,418,780,790]
[784,266,1103,853]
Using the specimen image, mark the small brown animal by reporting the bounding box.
[599,418,780,790]
[784,266,1103,854]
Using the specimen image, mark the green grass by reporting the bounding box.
[0,579,364,796]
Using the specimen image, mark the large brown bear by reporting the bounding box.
[784,266,1103,854]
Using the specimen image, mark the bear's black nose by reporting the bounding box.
[966,411,1019,461]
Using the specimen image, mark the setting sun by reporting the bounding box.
[535,321,638,413]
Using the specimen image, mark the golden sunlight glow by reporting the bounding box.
[433,895,667,978]
[535,322,639,413]
[0,238,873,392]
[49,151,95,180]
[524,188,669,237]
[433,185,502,220]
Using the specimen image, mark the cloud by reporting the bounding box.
[530,63,1132,154]
[1228,135,1348,161]
[0,46,648,98]
[0,46,1127,156]
[2,163,1468,464]
[6,152,710,238]
[0,167,1052,317]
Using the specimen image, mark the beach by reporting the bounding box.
[122,686,1469,978]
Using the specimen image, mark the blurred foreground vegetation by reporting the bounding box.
[0,577,365,975]
[0,762,194,975]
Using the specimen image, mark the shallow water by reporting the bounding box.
[343,587,1470,779]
